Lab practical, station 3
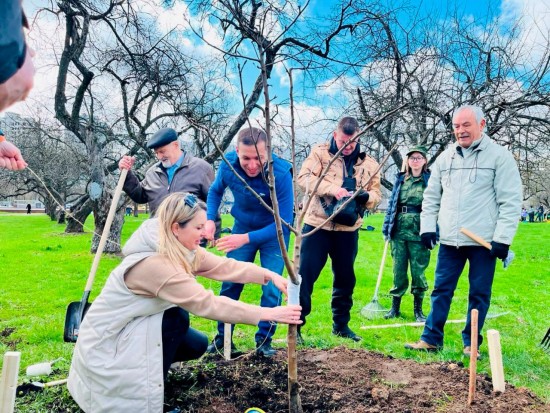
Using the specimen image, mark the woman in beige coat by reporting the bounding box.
[68,193,301,413]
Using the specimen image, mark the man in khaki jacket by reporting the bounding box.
[297,117,381,342]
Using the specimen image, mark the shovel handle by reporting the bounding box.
[84,169,128,292]
[460,228,491,250]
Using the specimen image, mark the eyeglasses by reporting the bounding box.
[409,156,425,161]
[183,193,197,209]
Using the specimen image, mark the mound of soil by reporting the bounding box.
[165,346,547,413]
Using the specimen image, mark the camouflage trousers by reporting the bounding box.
[389,238,430,298]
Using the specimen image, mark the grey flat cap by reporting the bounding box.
[147,128,178,149]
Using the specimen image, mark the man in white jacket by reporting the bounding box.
[405,105,522,358]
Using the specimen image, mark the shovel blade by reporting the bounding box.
[63,300,91,343]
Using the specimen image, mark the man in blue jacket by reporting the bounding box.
[203,127,294,357]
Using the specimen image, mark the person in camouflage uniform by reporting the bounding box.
[382,145,432,321]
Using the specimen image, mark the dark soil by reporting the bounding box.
[165,346,548,413]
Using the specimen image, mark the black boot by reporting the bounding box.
[384,296,401,319]
[413,296,426,322]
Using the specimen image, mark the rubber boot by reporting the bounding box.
[413,296,426,322]
[384,296,401,319]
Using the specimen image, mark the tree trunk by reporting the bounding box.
[90,206,125,254]
[65,196,93,233]
[44,198,58,221]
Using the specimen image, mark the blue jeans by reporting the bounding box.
[421,244,497,348]
[215,225,287,346]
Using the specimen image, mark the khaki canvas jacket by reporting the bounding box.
[123,152,214,215]
[420,134,522,246]
[297,143,381,231]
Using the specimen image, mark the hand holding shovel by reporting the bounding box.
[460,228,515,268]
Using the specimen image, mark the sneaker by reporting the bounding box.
[404,339,441,352]
[463,346,481,360]
[206,336,239,356]
[332,326,362,342]
[256,342,277,357]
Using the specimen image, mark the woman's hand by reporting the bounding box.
[260,305,302,324]
[269,273,288,296]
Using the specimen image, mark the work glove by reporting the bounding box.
[420,232,437,250]
[354,190,370,205]
[490,241,509,260]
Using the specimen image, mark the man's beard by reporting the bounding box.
[161,159,173,168]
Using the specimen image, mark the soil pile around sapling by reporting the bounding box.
[164,346,547,412]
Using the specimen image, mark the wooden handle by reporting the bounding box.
[43,378,68,388]
[372,240,390,299]
[0,351,21,413]
[84,169,128,292]
[468,309,479,405]
[460,228,491,250]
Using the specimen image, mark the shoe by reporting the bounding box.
[256,341,276,357]
[413,296,427,322]
[332,326,362,342]
[384,296,402,319]
[206,336,238,355]
[463,346,481,360]
[404,339,441,352]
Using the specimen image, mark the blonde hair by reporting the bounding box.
[157,192,206,273]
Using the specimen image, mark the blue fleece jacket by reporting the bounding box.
[207,151,294,245]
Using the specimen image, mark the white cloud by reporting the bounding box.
[500,0,550,64]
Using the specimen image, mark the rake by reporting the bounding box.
[360,239,389,319]
[541,328,550,352]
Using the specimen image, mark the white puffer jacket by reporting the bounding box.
[68,219,170,412]
[420,134,522,246]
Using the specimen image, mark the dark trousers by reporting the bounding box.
[161,307,208,378]
[298,224,359,328]
[421,244,497,348]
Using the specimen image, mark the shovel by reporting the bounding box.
[63,169,128,342]
[361,239,389,319]
[459,228,515,268]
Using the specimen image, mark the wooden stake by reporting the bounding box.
[487,329,505,393]
[223,323,231,360]
[468,309,479,405]
[0,351,21,413]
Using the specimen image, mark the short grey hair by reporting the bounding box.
[453,105,486,124]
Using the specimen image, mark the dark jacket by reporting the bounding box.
[122,152,214,216]
[0,0,26,84]
[206,151,294,245]
[382,170,431,239]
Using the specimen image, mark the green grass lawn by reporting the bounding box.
[1,211,549,411]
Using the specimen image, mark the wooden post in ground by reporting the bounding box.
[224,323,232,360]
[0,351,21,413]
[487,329,505,392]
[468,309,479,406]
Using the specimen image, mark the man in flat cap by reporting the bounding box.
[119,128,216,218]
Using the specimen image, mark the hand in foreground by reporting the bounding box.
[0,47,35,112]
[490,241,509,260]
[118,155,135,170]
[420,232,437,250]
[260,305,302,324]
[216,233,249,253]
[0,141,27,170]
